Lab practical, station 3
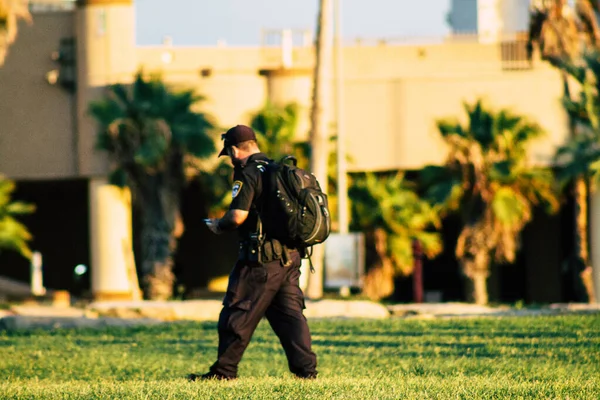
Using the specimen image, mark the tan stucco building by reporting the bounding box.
[1,0,598,302]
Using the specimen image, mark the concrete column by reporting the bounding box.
[478,0,503,44]
[590,189,600,304]
[76,0,139,301]
[76,0,136,176]
[89,178,140,301]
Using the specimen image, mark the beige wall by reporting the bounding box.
[194,73,267,129]
[0,13,76,179]
[0,13,569,178]
[136,46,282,128]
[342,41,504,78]
[395,68,568,170]
[346,66,568,171]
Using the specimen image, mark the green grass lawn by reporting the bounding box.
[0,314,599,399]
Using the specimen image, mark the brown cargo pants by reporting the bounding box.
[208,250,317,378]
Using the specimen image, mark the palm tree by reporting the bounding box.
[0,175,34,259]
[554,51,600,301]
[557,53,600,180]
[250,101,349,234]
[528,0,600,292]
[420,100,559,305]
[349,173,442,301]
[0,0,31,66]
[89,71,215,300]
[249,102,309,167]
[194,161,235,218]
[528,0,600,67]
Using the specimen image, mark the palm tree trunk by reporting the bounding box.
[363,228,394,301]
[576,176,596,302]
[138,180,177,301]
[564,66,596,303]
[306,0,333,300]
[141,226,175,301]
[472,270,489,306]
[143,262,174,300]
[575,177,589,263]
[123,235,142,301]
[561,70,596,302]
[462,261,489,305]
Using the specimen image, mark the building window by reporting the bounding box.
[500,32,532,71]
[29,1,76,13]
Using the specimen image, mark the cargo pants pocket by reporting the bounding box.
[223,264,268,312]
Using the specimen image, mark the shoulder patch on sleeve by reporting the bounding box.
[231,181,243,198]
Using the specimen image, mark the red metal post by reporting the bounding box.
[412,239,423,303]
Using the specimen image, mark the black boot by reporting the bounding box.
[187,372,236,381]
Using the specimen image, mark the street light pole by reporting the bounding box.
[307,0,333,299]
[334,0,349,234]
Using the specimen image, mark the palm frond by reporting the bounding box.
[527,0,588,65]
[388,235,413,276]
[420,165,463,209]
[494,110,522,136]
[465,100,495,148]
[0,175,34,259]
[527,5,548,61]
[489,160,515,184]
[250,101,303,162]
[108,84,132,114]
[514,168,560,213]
[576,0,600,47]
[5,201,35,215]
[512,120,545,146]
[89,70,216,191]
[108,168,128,188]
[88,98,126,129]
[491,187,531,230]
[195,161,235,217]
[0,0,31,65]
[0,217,32,258]
[350,172,442,276]
[563,96,591,125]
[436,119,466,140]
[554,129,600,184]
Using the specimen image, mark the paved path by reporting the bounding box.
[1,300,599,331]
[387,302,600,318]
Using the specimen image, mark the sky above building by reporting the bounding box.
[135,0,452,46]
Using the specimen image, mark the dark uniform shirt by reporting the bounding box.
[229,153,271,240]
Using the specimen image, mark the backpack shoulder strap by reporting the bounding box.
[250,158,276,227]
[279,155,297,166]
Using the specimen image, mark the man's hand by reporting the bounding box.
[204,210,248,235]
[205,218,223,235]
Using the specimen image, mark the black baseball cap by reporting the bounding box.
[218,125,257,157]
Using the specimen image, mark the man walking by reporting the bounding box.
[188,125,318,381]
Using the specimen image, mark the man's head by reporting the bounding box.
[218,125,260,165]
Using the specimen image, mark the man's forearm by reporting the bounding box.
[217,210,241,231]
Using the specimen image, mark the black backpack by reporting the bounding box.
[258,156,331,250]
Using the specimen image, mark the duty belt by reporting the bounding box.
[239,238,294,267]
